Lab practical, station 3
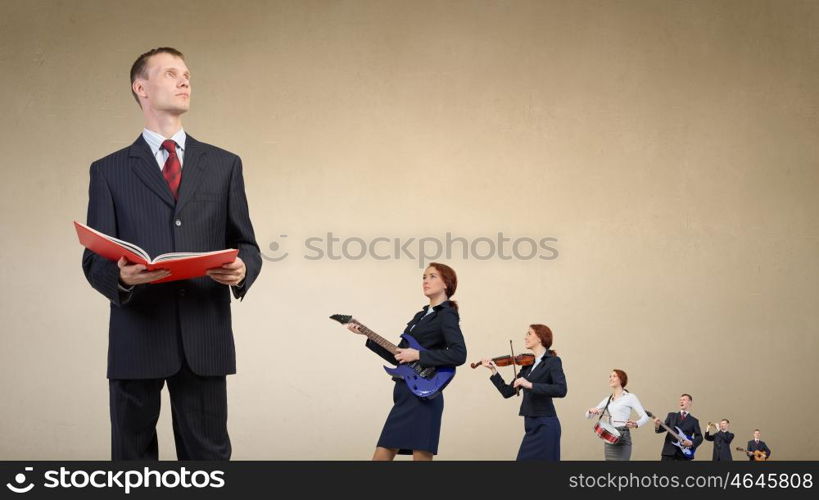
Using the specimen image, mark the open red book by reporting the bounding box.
[74,221,239,284]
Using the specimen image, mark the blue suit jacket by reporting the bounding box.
[82,134,262,379]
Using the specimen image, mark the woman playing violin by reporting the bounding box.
[585,369,649,461]
[478,325,567,461]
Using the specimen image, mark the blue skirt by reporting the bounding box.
[517,416,561,461]
[376,381,444,455]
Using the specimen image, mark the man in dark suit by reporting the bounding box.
[82,47,262,460]
[704,418,734,461]
[746,429,772,460]
[653,393,703,461]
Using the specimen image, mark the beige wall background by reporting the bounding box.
[1,0,817,460]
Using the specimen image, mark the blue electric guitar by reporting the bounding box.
[646,410,697,459]
[330,314,455,399]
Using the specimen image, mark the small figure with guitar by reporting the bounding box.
[332,263,466,461]
[475,325,567,461]
[742,429,771,461]
[651,393,703,460]
[704,418,734,461]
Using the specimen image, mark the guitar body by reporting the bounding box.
[736,447,768,461]
[671,426,696,459]
[383,334,455,399]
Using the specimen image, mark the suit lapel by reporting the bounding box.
[129,135,176,208]
[409,306,439,334]
[528,356,548,378]
[174,135,208,217]
[670,412,681,428]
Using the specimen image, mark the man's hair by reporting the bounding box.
[754,428,760,432]
[721,418,730,424]
[680,393,693,401]
[130,47,185,105]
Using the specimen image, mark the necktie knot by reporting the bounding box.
[162,140,177,155]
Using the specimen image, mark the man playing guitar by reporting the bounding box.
[744,429,772,461]
[653,393,703,461]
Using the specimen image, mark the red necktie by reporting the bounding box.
[161,140,181,199]
[681,412,687,420]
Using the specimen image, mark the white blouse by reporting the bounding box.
[585,392,650,428]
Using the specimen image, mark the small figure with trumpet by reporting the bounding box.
[704,418,734,461]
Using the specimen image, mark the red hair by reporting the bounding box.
[612,369,628,389]
[530,324,555,355]
[428,262,458,311]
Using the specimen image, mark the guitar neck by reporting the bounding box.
[657,419,684,442]
[352,320,398,355]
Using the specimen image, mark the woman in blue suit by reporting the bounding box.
[348,262,467,460]
[479,325,567,461]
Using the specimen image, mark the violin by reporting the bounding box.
[470,353,535,369]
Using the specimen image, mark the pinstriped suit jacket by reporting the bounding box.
[82,134,262,379]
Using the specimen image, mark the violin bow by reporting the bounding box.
[509,339,521,397]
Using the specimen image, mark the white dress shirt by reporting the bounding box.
[142,127,187,169]
[585,392,650,428]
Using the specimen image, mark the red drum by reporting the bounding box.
[594,421,621,444]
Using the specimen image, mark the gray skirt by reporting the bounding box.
[603,427,632,461]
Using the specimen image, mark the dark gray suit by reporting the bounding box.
[82,134,261,459]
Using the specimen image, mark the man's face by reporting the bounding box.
[134,53,191,115]
[679,395,692,412]
[719,420,729,431]
[754,430,761,440]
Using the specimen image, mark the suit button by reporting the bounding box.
[178,288,186,297]
[175,219,182,227]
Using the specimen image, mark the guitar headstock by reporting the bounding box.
[330,314,353,325]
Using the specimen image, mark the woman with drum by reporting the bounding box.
[478,324,567,461]
[585,369,650,461]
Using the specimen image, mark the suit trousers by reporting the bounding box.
[109,361,230,460]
